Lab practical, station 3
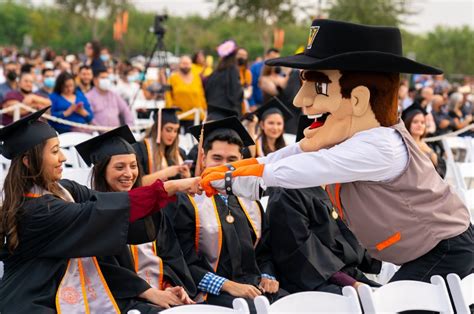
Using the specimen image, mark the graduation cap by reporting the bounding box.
[188,116,255,147]
[149,107,180,144]
[207,105,238,121]
[296,115,314,142]
[254,96,294,121]
[0,107,57,160]
[75,125,136,166]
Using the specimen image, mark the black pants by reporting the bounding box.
[390,224,473,283]
[207,289,288,314]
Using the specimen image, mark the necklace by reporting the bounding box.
[219,194,234,224]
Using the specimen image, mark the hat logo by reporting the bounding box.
[307,26,320,49]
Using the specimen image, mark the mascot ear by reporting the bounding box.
[350,85,371,117]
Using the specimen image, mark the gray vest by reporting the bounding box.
[332,122,470,265]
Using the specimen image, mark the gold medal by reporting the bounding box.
[331,208,339,220]
[226,214,235,224]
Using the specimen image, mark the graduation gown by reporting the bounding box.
[171,193,276,296]
[0,180,131,313]
[266,187,381,294]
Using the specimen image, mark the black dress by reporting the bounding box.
[205,67,243,117]
[0,180,134,313]
[266,187,381,294]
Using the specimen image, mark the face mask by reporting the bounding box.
[20,88,32,94]
[180,67,191,74]
[43,77,56,89]
[127,74,139,83]
[237,58,247,66]
[98,78,111,91]
[100,54,110,62]
[109,74,118,82]
[6,71,17,81]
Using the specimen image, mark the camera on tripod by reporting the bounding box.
[154,14,168,37]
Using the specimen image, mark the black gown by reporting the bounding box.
[171,193,286,311]
[0,180,132,313]
[266,187,381,294]
[134,142,187,180]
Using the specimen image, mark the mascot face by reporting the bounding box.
[293,69,379,152]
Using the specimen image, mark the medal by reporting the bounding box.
[331,208,339,220]
[226,214,235,224]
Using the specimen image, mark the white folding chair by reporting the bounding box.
[443,137,469,163]
[254,287,362,313]
[358,275,453,314]
[447,273,474,313]
[58,132,94,169]
[160,298,249,313]
[61,168,91,188]
[365,261,400,285]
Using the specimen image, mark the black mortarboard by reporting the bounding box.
[296,115,314,142]
[254,96,294,121]
[207,105,238,121]
[0,107,57,159]
[188,116,255,147]
[150,107,180,124]
[75,125,136,166]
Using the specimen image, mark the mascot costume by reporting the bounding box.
[201,19,473,282]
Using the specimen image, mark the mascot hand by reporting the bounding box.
[200,164,266,200]
[201,158,259,179]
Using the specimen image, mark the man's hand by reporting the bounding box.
[259,277,279,294]
[166,286,195,305]
[164,177,202,196]
[221,281,262,299]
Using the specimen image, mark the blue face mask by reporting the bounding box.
[44,77,56,89]
[127,74,139,83]
[100,54,110,62]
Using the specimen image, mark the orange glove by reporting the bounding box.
[200,163,265,199]
[201,158,259,179]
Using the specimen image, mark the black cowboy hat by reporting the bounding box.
[266,19,442,75]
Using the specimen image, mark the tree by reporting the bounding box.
[326,0,414,27]
[55,0,129,39]
[212,0,309,52]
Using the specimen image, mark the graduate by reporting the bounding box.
[266,115,381,295]
[0,108,200,313]
[171,117,287,312]
[134,108,190,185]
[75,125,197,312]
[252,96,294,157]
[201,19,473,283]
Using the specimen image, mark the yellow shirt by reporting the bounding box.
[165,72,207,121]
[191,63,213,78]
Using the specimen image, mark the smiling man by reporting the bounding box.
[201,19,473,284]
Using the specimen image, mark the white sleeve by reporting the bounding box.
[257,143,302,164]
[262,128,408,189]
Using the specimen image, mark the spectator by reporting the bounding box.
[86,67,134,128]
[191,50,213,79]
[259,65,291,103]
[49,72,93,133]
[205,40,243,117]
[84,40,105,73]
[76,65,93,94]
[432,94,454,135]
[1,72,51,125]
[404,110,443,176]
[0,61,18,104]
[433,74,450,95]
[236,48,253,113]
[459,85,473,117]
[448,92,473,134]
[401,86,417,110]
[165,55,207,130]
[249,48,280,109]
[116,65,141,105]
[36,68,56,98]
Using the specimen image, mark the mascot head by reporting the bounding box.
[266,19,442,152]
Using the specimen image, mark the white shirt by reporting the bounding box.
[258,127,408,189]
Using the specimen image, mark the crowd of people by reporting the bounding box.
[0,34,473,313]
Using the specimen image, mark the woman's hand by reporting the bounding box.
[63,103,78,117]
[163,177,202,196]
[163,165,182,179]
[75,102,89,117]
[166,286,195,305]
[178,164,191,178]
[139,288,183,309]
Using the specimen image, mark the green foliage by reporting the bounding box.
[0,1,472,74]
[326,0,414,27]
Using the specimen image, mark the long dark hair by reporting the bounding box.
[53,71,75,95]
[145,121,181,170]
[403,109,427,138]
[1,142,64,252]
[217,52,237,71]
[91,155,143,192]
[260,112,286,156]
[88,40,101,60]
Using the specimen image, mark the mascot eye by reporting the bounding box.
[315,82,328,96]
